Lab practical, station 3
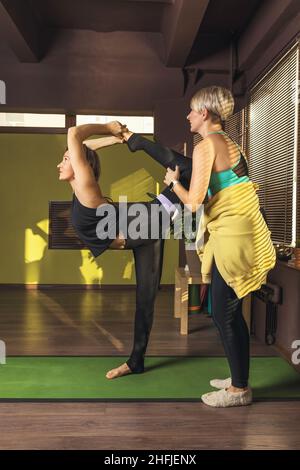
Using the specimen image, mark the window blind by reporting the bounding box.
[296,47,300,245]
[225,109,245,148]
[246,42,299,245]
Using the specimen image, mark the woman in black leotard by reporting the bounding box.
[57,122,193,379]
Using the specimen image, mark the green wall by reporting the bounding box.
[0,133,178,285]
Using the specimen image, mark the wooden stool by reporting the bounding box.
[174,267,203,335]
[174,266,252,335]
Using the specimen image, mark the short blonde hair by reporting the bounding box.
[190,86,234,122]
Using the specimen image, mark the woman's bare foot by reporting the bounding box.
[106,362,132,379]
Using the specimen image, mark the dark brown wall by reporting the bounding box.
[0,29,182,113]
[0,2,299,150]
[154,72,231,149]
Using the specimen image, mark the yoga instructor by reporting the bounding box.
[163,86,276,407]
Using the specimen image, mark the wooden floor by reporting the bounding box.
[0,288,299,450]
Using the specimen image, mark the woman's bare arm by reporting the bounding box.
[67,121,123,184]
[83,136,123,151]
[164,138,215,212]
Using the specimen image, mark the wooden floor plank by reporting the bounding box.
[0,402,299,450]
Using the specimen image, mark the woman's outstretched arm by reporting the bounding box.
[67,122,122,182]
[83,135,123,151]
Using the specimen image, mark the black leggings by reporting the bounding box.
[124,235,163,372]
[113,135,192,373]
[121,201,167,372]
[211,258,250,388]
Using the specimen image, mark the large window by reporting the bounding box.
[246,42,299,246]
[0,113,65,128]
[76,115,154,133]
[0,113,154,134]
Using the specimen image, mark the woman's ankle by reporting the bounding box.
[227,385,248,393]
[126,360,144,374]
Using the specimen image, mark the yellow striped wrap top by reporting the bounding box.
[196,181,276,299]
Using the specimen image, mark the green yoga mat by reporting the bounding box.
[0,356,299,400]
